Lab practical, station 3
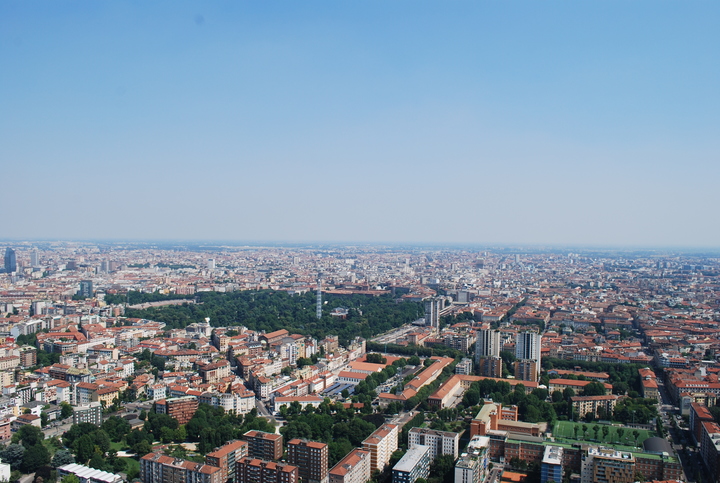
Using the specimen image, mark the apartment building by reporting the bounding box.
[361,423,399,471]
[141,452,222,483]
[454,436,489,483]
[199,360,231,384]
[392,445,431,483]
[580,447,635,483]
[205,440,248,483]
[328,449,370,483]
[407,428,459,460]
[570,395,619,419]
[156,396,199,425]
[73,402,103,426]
[286,439,329,483]
[235,458,298,483]
[243,431,284,461]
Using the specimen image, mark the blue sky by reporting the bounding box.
[1,2,719,246]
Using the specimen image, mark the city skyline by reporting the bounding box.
[2,2,719,247]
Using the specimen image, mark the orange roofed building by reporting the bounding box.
[329,449,371,483]
[141,452,222,483]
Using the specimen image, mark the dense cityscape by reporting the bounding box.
[0,241,718,483]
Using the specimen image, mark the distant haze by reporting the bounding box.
[1,2,719,247]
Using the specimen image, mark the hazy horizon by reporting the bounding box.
[2,2,719,247]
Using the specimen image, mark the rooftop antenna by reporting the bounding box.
[316,275,322,319]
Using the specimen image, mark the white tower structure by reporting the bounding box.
[515,331,542,379]
[475,329,501,364]
[316,277,322,319]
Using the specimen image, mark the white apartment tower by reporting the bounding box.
[515,331,542,380]
[475,329,500,364]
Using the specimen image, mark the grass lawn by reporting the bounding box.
[553,421,655,448]
[110,440,127,451]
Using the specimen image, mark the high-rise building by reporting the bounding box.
[30,250,39,268]
[208,259,216,270]
[513,359,538,382]
[361,423,399,472]
[515,331,542,380]
[329,449,370,483]
[424,298,442,330]
[206,440,249,483]
[77,280,93,299]
[4,248,16,273]
[477,357,502,378]
[474,330,500,363]
[392,445,431,483]
[243,430,284,461]
[286,439,329,483]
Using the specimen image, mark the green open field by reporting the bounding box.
[553,421,655,448]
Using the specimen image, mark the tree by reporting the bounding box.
[89,453,107,471]
[132,439,153,456]
[60,402,74,419]
[0,444,25,469]
[74,434,97,463]
[633,429,640,445]
[20,443,50,474]
[602,426,610,441]
[429,454,455,483]
[616,427,625,443]
[51,450,75,468]
[40,412,49,428]
[61,475,80,483]
[13,424,45,448]
[582,382,607,397]
[366,353,387,364]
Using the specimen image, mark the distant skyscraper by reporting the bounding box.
[475,329,501,364]
[30,250,39,268]
[424,298,442,330]
[207,258,216,270]
[515,331,542,380]
[4,248,16,273]
[78,280,93,299]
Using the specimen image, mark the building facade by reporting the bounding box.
[407,428,459,460]
[392,445,431,483]
[361,424,399,472]
[206,440,249,483]
[329,449,370,483]
[286,439,329,483]
[243,430,284,461]
[141,452,222,483]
